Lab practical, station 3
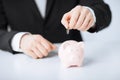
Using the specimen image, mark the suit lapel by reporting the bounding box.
[25,0,55,21]
[30,0,44,21]
[45,0,55,18]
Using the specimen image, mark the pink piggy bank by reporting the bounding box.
[58,40,84,68]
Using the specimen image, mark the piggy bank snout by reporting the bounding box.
[63,55,83,67]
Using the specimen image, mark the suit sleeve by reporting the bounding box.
[0,0,18,53]
[80,0,112,32]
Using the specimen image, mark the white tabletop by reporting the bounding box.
[0,41,120,80]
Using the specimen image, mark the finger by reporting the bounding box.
[37,43,48,57]
[48,41,56,50]
[46,40,56,50]
[41,37,56,51]
[61,12,71,29]
[32,47,43,58]
[40,39,53,52]
[78,12,91,31]
[75,8,87,29]
[35,35,56,52]
[25,50,38,59]
[85,19,94,31]
[69,10,80,29]
[33,35,52,52]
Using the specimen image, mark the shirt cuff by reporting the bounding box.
[84,6,96,27]
[11,32,30,52]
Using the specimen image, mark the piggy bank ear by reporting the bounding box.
[78,42,84,48]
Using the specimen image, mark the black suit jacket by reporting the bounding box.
[0,0,111,53]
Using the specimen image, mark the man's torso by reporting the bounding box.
[2,0,82,43]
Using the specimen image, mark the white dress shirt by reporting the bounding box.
[35,0,47,18]
[11,0,96,52]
